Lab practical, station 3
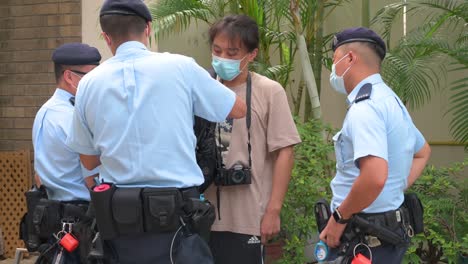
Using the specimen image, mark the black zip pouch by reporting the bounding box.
[112,188,144,236]
[32,198,62,240]
[403,193,424,234]
[142,188,183,233]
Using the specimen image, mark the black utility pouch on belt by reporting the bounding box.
[112,188,144,236]
[141,188,183,233]
[33,198,62,240]
[403,193,424,234]
[21,185,48,251]
[185,198,215,242]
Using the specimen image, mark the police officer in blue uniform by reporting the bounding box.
[65,1,246,263]
[31,43,101,263]
[319,28,431,263]
[33,43,101,199]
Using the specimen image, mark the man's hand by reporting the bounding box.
[319,217,347,248]
[260,210,281,244]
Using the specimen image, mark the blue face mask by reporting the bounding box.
[211,54,247,81]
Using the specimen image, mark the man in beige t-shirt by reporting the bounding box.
[205,15,301,264]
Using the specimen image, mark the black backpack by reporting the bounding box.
[194,69,219,193]
[194,116,217,193]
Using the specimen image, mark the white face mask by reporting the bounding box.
[69,70,85,94]
[329,54,352,94]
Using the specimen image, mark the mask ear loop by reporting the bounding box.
[353,242,373,262]
[70,72,81,94]
[335,53,353,78]
[239,56,249,73]
[335,53,349,65]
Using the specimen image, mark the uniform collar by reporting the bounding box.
[115,41,148,55]
[346,73,383,105]
[54,88,74,101]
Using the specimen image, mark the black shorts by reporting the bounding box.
[209,231,264,264]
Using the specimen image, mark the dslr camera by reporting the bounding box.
[216,164,252,186]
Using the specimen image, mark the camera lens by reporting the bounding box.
[231,170,245,184]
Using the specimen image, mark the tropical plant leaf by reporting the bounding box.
[382,35,446,109]
[370,2,405,43]
[375,0,467,144]
[447,68,468,146]
[149,0,215,39]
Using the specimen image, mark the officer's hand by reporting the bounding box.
[260,210,280,245]
[319,217,347,248]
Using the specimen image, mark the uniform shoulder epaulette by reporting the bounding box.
[355,83,372,103]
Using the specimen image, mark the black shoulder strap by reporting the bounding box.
[207,68,217,79]
[354,83,372,103]
[246,72,252,168]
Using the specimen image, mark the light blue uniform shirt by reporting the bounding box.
[66,41,236,188]
[32,89,98,201]
[331,74,425,213]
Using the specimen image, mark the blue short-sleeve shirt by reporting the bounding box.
[66,41,236,188]
[32,89,98,201]
[331,74,426,213]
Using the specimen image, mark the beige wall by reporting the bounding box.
[82,1,466,168]
[81,0,158,62]
[320,1,466,167]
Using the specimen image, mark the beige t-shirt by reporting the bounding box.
[205,72,301,236]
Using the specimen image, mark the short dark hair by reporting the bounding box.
[100,15,147,44]
[209,15,259,52]
[54,63,64,83]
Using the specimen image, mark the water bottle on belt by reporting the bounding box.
[315,240,329,262]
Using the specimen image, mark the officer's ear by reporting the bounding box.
[145,22,152,38]
[347,51,357,65]
[102,32,112,47]
[63,69,73,85]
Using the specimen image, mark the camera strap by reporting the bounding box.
[215,72,253,220]
[246,72,252,168]
[216,72,253,168]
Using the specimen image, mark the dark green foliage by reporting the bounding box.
[372,0,468,147]
[404,159,467,264]
[278,118,336,263]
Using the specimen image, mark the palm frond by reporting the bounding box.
[446,67,468,146]
[149,0,214,39]
[455,34,468,48]
[236,0,264,27]
[371,2,405,42]
[418,0,468,22]
[251,62,293,88]
[382,43,445,109]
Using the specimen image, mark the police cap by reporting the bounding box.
[52,43,101,65]
[100,0,153,22]
[332,27,386,60]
